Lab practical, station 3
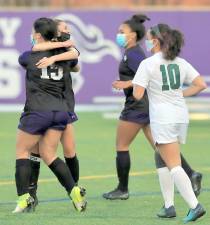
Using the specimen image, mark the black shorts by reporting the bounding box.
[18,111,70,135]
[119,109,150,125]
[67,112,78,124]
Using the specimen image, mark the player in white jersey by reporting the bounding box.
[132,24,207,223]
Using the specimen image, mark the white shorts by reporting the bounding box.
[150,123,188,145]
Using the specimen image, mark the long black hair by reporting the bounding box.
[33,17,57,41]
[150,24,184,60]
[124,14,150,41]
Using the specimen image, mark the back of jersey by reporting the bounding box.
[19,50,69,112]
[133,52,199,124]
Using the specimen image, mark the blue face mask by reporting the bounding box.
[116,33,127,48]
[30,34,36,46]
[145,39,155,52]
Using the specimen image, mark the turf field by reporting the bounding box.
[0,112,209,225]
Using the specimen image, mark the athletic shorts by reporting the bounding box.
[18,111,70,135]
[119,109,150,125]
[67,112,78,124]
[150,123,188,145]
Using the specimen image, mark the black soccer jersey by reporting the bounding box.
[19,50,73,112]
[119,45,149,113]
[63,59,78,112]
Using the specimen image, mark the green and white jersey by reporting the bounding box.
[132,52,200,124]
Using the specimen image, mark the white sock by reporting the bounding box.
[157,167,174,208]
[170,166,198,209]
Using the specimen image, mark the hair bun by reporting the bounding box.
[132,14,150,24]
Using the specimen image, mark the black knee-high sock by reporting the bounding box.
[15,159,31,196]
[181,154,195,178]
[155,151,195,178]
[65,155,79,184]
[154,152,166,168]
[116,151,130,192]
[49,157,75,194]
[29,153,41,198]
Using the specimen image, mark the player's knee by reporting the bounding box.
[63,148,76,158]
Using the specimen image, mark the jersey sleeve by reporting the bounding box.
[132,60,150,88]
[67,59,78,68]
[126,50,145,73]
[18,51,31,68]
[184,60,200,84]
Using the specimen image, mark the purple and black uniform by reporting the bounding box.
[63,58,78,124]
[18,49,75,134]
[119,45,149,124]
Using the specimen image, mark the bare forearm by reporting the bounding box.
[133,85,145,100]
[183,85,206,97]
[51,51,78,62]
[32,42,65,51]
[125,80,133,88]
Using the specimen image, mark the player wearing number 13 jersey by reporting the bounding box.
[13,18,86,214]
[19,50,70,112]
[133,24,207,222]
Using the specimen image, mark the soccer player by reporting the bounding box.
[103,15,202,203]
[13,17,86,213]
[28,19,80,207]
[132,23,206,222]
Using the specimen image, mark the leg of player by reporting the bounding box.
[103,120,143,200]
[181,155,202,196]
[143,125,203,218]
[154,152,176,218]
[157,142,205,223]
[61,124,79,184]
[143,125,176,217]
[28,144,41,208]
[39,129,86,212]
[143,125,202,197]
[28,121,80,210]
[13,129,41,213]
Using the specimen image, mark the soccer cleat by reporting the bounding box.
[183,203,206,223]
[25,195,38,212]
[69,186,87,212]
[12,193,35,213]
[102,188,129,200]
[157,206,176,218]
[190,172,202,196]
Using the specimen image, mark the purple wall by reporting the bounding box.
[0,10,209,107]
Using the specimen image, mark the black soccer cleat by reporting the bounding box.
[157,206,176,218]
[190,172,202,196]
[102,188,129,200]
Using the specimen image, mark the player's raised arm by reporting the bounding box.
[32,40,74,51]
[36,48,79,68]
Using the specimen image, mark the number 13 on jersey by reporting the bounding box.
[41,66,63,81]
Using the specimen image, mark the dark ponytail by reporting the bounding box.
[33,17,57,41]
[150,24,184,60]
[124,14,150,41]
